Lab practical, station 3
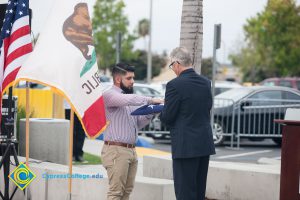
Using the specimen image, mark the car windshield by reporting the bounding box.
[215,88,253,102]
[133,85,163,97]
[279,80,293,88]
[262,81,276,86]
[297,81,300,90]
[215,87,231,96]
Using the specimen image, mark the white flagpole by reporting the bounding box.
[68,109,74,199]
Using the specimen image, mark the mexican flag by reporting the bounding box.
[16,0,107,138]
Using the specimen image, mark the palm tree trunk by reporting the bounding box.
[180,0,203,74]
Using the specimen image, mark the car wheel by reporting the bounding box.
[272,138,282,146]
[213,122,225,146]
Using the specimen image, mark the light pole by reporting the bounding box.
[147,0,152,84]
[221,40,226,64]
[211,24,221,139]
[116,31,122,64]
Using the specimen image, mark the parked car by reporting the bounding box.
[99,75,111,82]
[213,86,300,146]
[149,80,242,97]
[101,82,163,98]
[214,81,242,96]
[16,75,111,89]
[142,81,243,140]
[150,81,168,96]
[101,82,164,139]
[133,83,164,98]
[133,83,165,139]
[15,81,49,89]
[260,77,300,90]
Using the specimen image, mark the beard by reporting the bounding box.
[120,81,134,94]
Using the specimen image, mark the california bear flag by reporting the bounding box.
[16,0,107,138]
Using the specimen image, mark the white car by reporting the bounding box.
[214,81,242,96]
[101,82,163,98]
[134,83,163,98]
[150,81,168,96]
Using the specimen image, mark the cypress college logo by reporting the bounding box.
[9,163,36,190]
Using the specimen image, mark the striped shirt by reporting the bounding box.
[103,85,153,144]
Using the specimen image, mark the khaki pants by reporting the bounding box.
[101,144,138,200]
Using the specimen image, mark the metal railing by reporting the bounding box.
[235,99,300,147]
[138,98,300,147]
[139,115,170,140]
[212,98,235,147]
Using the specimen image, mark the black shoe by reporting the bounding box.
[76,156,88,163]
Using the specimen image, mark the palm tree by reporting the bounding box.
[180,0,203,74]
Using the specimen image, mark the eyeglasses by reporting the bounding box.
[169,61,180,69]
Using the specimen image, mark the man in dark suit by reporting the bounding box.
[161,47,215,200]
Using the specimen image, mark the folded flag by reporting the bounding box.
[131,104,164,116]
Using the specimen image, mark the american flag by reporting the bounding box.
[0,0,32,93]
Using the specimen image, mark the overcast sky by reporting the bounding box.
[24,0,300,63]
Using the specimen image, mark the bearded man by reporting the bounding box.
[101,63,163,200]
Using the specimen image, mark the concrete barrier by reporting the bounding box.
[0,158,51,200]
[143,155,281,200]
[19,118,70,165]
[143,155,173,180]
[0,157,175,200]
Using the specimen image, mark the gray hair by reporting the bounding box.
[170,47,192,67]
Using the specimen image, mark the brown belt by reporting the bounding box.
[104,141,135,148]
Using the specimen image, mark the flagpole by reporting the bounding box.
[25,82,30,166]
[68,109,74,199]
[25,82,30,200]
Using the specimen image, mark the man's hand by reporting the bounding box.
[150,98,164,105]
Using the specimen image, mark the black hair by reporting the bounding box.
[112,63,135,76]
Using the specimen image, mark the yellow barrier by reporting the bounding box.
[13,88,64,118]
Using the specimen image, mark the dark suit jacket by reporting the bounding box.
[161,68,215,159]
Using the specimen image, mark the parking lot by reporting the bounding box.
[152,139,281,164]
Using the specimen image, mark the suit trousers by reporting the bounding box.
[101,144,138,200]
[65,109,85,158]
[173,156,210,200]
